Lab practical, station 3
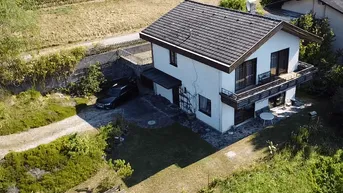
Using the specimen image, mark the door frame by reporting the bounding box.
[172,86,180,107]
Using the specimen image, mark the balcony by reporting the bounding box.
[220,61,317,109]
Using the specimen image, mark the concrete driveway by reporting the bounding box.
[0,95,177,159]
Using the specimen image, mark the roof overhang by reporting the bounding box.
[141,68,181,89]
[140,22,323,74]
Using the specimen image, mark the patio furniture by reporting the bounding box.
[260,112,274,126]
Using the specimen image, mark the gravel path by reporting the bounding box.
[0,107,122,159]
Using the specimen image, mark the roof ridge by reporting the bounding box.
[184,0,282,22]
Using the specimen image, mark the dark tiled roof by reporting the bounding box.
[140,0,322,73]
[142,0,281,67]
[321,0,343,14]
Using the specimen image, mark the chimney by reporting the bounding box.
[246,0,257,13]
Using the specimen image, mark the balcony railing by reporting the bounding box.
[220,61,317,109]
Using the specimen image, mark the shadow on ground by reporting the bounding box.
[75,95,216,187]
[249,95,343,157]
[107,123,216,187]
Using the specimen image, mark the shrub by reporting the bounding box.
[332,87,343,115]
[0,47,86,87]
[0,133,107,192]
[219,0,247,11]
[109,159,134,179]
[66,63,105,96]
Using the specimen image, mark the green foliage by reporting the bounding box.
[292,14,336,71]
[292,14,340,94]
[108,159,134,179]
[0,47,86,87]
[66,63,105,96]
[332,87,343,115]
[0,89,88,135]
[219,0,247,11]
[16,0,93,9]
[0,0,37,62]
[0,133,107,193]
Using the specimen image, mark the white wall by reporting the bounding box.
[221,103,235,133]
[325,6,343,52]
[285,87,296,102]
[247,30,300,81]
[152,44,222,131]
[255,99,269,111]
[282,0,343,51]
[154,83,173,103]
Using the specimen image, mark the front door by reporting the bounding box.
[172,87,180,107]
[269,92,285,108]
[234,104,255,125]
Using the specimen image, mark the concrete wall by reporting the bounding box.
[282,0,343,51]
[6,44,153,94]
[154,83,173,103]
[152,44,222,131]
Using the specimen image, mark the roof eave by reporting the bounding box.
[281,21,323,43]
[139,32,232,73]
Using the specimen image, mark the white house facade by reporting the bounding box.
[140,0,321,133]
[277,0,343,51]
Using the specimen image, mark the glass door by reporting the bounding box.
[271,48,289,77]
[235,104,255,125]
[235,58,257,92]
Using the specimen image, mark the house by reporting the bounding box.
[140,0,322,133]
[267,0,343,52]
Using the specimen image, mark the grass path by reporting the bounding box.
[0,106,121,159]
[128,135,267,193]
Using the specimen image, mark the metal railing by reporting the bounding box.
[221,62,317,107]
[118,48,152,65]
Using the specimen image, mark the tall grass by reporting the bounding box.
[0,89,88,135]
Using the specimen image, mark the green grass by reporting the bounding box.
[0,90,88,135]
[108,123,217,187]
[0,132,107,193]
[200,93,343,193]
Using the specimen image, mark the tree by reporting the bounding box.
[292,14,339,94]
[219,0,247,12]
[0,0,38,62]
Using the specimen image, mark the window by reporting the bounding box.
[169,50,177,66]
[235,58,257,91]
[199,95,211,116]
[271,48,289,77]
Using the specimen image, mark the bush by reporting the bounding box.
[66,63,105,96]
[109,159,134,179]
[332,87,343,115]
[219,0,247,11]
[0,47,86,87]
[0,133,106,192]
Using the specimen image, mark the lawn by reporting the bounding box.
[0,89,89,135]
[108,123,217,187]
[200,93,343,193]
[37,0,220,49]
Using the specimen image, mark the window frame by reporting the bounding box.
[169,50,177,67]
[270,48,289,77]
[198,94,211,117]
[235,58,257,92]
